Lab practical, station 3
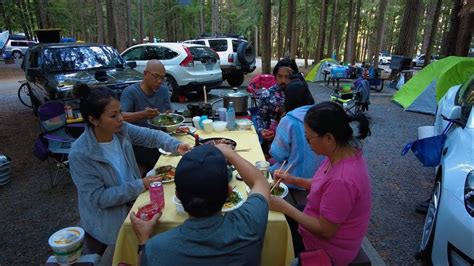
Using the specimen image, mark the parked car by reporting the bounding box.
[121,42,222,101]
[4,39,37,59]
[378,52,391,65]
[183,35,256,87]
[22,43,142,115]
[412,54,440,68]
[418,76,474,265]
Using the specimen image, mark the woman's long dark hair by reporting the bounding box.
[72,83,117,127]
[304,101,371,147]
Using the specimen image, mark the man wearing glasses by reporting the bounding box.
[121,59,172,176]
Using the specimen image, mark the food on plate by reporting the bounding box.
[154,165,176,182]
[202,138,237,149]
[269,182,288,198]
[223,190,242,209]
[175,125,191,134]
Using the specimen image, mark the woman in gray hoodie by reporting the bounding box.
[69,84,191,254]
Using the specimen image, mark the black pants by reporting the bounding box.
[83,232,107,256]
[132,145,160,176]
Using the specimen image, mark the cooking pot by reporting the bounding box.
[222,89,249,114]
[187,103,213,117]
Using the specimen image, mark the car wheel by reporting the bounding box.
[227,72,245,87]
[418,180,441,263]
[12,51,22,59]
[162,75,180,102]
[237,42,256,66]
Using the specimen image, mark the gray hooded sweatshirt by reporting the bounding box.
[69,122,181,245]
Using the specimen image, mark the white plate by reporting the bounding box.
[245,182,289,198]
[172,125,196,136]
[222,190,244,212]
[145,166,175,183]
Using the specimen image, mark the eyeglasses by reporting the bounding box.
[147,71,166,81]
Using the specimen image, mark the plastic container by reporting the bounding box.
[226,102,236,131]
[173,195,186,214]
[48,227,85,265]
[202,119,213,133]
[235,119,253,130]
[218,107,227,121]
[213,121,227,132]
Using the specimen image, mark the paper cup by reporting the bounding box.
[418,126,435,139]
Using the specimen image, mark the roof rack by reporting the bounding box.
[196,33,247,40]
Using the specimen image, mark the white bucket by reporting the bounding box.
[418,126,435,139]
[48,227,85,265]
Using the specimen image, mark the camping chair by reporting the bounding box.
[37,101,77,186]
[246,74,276,108]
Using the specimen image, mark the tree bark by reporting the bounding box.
[303,0,309,67]
[17,0,30,39]
[200,0,204,34]
[421,0,437,53]
[315,0,328,62]
[105,0,116,47]
[327,0,338,59]
[148,0,154,42]
[25,0,36,36]
[285,0,294,57]
[37,0,48,28]
[95,0,105,44]
[79,0,87,41]
[373,0,388,68]
[126,0,132,45]
[350,0,361,64]
[289,0,297,60]
[211,0,219,34]
[261,0,271,74]
[424,0,442,66]
[114,0,127,51]
[343,0,354,63]
[395,0,422,57]
[138,0,144,43]
[454,1,474,56]
[276,0,283,59]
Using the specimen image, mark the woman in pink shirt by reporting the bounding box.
[271,101,372,265]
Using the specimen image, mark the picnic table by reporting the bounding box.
[112,127,295,266]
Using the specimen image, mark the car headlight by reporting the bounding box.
[465,171,474,217]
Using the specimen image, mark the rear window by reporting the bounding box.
[232,40,243,52]
[188,46,218,62]
[208,40,228,52]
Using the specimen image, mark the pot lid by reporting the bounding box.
[224,91,249,97]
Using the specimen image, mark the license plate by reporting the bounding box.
[205,64,213,71]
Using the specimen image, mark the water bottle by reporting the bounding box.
[226,102,236,131]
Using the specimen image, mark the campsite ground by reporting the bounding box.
[0,60,434,264]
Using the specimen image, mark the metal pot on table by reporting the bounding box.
[222,88,249,114]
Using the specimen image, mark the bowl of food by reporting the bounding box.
[269,182,289,198]
[148,113,185,133]
[235,119,253,130]
[222,190,244,212]
[202,137,237,150]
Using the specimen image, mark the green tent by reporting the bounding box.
[305,58,339,82]
[393,56,474,114]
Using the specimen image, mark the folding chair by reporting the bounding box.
[246,74,276,108]
[37,101,77,186]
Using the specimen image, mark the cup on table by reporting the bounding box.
[218,107,227,121]
[192,116,202,130]
[202,119,213,133]
[255,161,270,179]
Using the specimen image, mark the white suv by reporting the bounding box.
[5,39,37,59]
[184,36,256,87]
[121,42,222,101]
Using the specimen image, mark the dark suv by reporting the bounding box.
[22,43,143,114]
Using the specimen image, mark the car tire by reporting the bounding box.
[417,180,441,264]
[237,42,255,66]
[163,75,180,102]
[227,72,245,87]
[12,51,22,59]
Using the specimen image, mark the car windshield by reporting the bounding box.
[43,46,124,73]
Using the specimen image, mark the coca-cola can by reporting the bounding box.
[149,181,165,211]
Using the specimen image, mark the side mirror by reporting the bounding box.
[442,105,461,120]
[26,68,41,77]
[126,61,137,69]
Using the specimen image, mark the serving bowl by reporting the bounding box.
[213,121,227,132]
[148,113,185,133]
[235,119,253,130]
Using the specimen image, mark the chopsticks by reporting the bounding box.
[270,162,293,193]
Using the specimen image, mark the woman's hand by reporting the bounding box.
[274,169,297,186]
[143,175,162,190]
[177,143,192,155]
[130,211,162,245]
[269,195,290,214]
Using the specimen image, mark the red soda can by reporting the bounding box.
[136,203,160,221]
[149,181,165,211]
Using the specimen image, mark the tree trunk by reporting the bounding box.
[350,0,361,64]
[261,0,271,74]
[303,0,309,67]
[114,0,127,52]
[453,1,474,56]
[315,0,328,62]
[138,0,144,43]
[327,0,338,59]
[17,0,30,39]
[285,0,294,57]
[290,0,297,60]
[211,0,218,34]
[276,0,283,59]
[0,1,12,34]
[373,0,388,68]
[25,0,36,36]
[343,0,354,63]
[148,0,154,42]
[126,0,132,46]
[79,0,87,41]
[421,0,437,53]
[424,0,442,66]
[105,0,116,47]
[95,0,105,44]
[200,0,204,34]
[395,0,422,57]
[37,0,48,28]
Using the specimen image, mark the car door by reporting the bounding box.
[121,46,146,72]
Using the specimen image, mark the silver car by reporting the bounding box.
[4,39,37,59]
